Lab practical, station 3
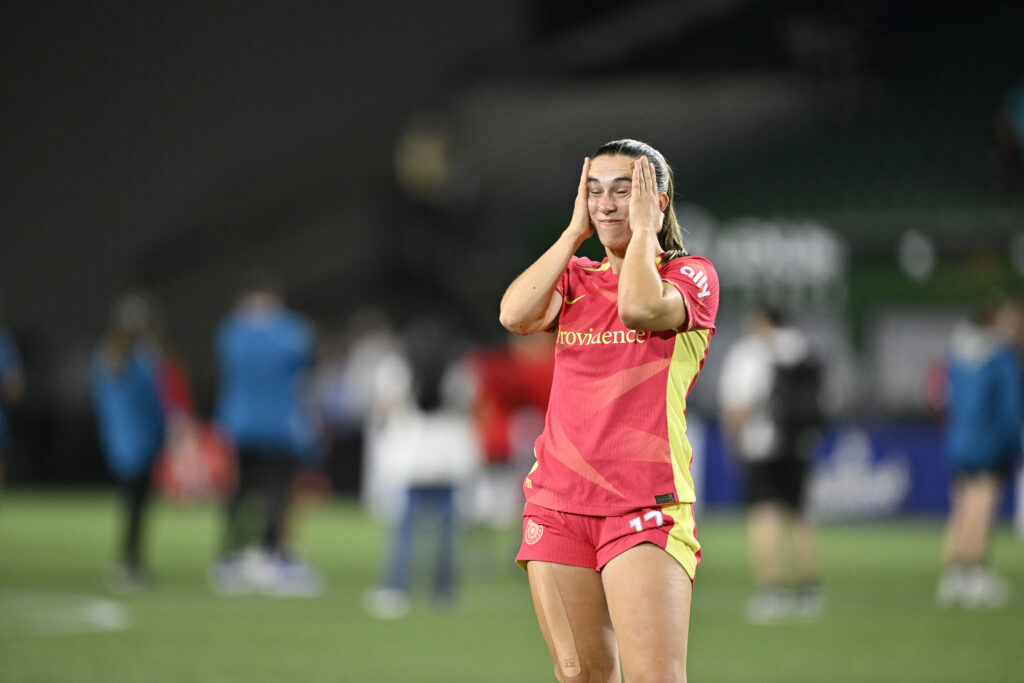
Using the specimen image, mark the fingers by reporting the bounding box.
[578,157,591,192]
[571,157,593,238]
[632,157,656,195]
[642,156,655,193]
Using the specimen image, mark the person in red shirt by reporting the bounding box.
[473,334,555,469]
[500,139,719,682]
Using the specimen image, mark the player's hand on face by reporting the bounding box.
[568,157,594,241]
[629,156,664,234]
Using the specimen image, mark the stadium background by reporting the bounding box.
[2,1,1023,681]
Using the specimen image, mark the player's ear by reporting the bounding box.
[658,193,669,212]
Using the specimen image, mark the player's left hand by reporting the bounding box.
[629,156,664,234]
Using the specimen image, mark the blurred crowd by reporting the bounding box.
[1,272,1022,619]
[721,296,1024,622]
[0,276,555,612]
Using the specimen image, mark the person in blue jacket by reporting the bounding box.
[210,272,323,596]
[90,293,167,588]
[938,296,1024,608]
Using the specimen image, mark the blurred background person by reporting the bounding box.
[208,271,324,597]
[718,305,826,623]
[313,308,398,498]
[0,290,25,486]
[152,329,237,506]
[936,296,1023,608]
[466,331,554,571]
[364,314,480,619]
[89,292,170,589]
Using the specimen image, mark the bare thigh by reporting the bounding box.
[602,543,692,683]
[527,561,619,683]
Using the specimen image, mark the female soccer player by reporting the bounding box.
[500,139,719,682]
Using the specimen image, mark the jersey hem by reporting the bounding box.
[521,495,694,518]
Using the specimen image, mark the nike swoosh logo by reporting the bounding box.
[565,295,586,304]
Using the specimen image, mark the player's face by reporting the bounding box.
[587,154,636,249]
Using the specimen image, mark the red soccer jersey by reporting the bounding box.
[524,254,719,515]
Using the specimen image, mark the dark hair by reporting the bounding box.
[101,290,162,374]
[402,315,458,413]
[109,292,155,335]
[755,304,786,327]
[593,139,686,257]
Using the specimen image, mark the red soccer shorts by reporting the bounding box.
[515,500,701,580]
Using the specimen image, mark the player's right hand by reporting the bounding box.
[567,157,594,242]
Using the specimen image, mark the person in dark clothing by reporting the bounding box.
[718,306,825,623]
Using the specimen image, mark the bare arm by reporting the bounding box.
[617,157,687,331]
[499,158,593,335]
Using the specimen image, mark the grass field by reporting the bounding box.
[1,491,1022,682]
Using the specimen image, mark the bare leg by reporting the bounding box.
[526,561,619,683]
[602,544,692,683]
[747,503,784,587]
[942,478,967,565]
[943,473,1011,607]
[958,474,1002,564]
[790,514,819,586]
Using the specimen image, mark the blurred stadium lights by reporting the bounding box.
[712,217,845,290]
[897,229,937,282]
[674,206,848,311]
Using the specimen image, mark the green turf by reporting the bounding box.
[0,491,1022,682]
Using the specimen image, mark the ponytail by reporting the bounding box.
[659,170,686,258]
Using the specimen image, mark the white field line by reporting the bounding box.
[0,590,129,637]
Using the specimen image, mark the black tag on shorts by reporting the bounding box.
[654,493,676,505]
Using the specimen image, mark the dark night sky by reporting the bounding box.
[1,1,527,355]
